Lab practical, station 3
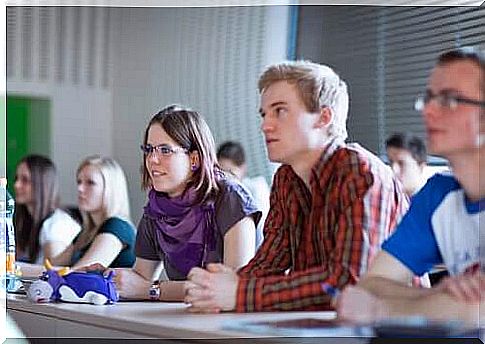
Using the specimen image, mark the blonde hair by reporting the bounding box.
[75,155,132,251]
[258,60,349,141]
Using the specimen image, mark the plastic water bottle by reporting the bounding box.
[1,178,8,290]
[1,177,20,291]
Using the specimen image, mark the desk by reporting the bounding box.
[7,294,365,342]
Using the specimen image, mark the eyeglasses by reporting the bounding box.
[414,91,485,112]
[140,144,189,157]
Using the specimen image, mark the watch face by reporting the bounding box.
[149,283,160,300]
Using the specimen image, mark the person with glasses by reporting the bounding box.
[337,47,484,325]
[107,105,261,301]
[184,61,408,313]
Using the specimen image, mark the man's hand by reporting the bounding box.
[336,286,389,323]
[184,263,239,313]
[110,268,152,299]
[436,271,484,303]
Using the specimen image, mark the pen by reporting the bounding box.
[321,283,340,305]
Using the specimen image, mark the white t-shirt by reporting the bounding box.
[35,209,82,264]
[242,176,271,249]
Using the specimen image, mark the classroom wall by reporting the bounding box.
[296,5,485,156]
[7,6,289,223]
[7,7,114,207]
[110,6,288,222]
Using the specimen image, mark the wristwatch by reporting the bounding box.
[149,281,160,301]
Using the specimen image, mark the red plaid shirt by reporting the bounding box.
[236,139,409,312]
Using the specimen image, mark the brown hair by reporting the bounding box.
[141,105,221,203]
[14,155,59,263]
[217,141,246,167]
[386,132,427,165]
[258,60,349,141]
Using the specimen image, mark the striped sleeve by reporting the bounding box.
[237,168,292,279]
[235,154,404,312]
[236,172,369,312]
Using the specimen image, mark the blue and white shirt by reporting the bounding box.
[382,172,484,276]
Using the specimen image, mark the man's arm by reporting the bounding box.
[234,160,407,312]
[185,168,292,312]
[236,169,291,279]
[234,202,367,312]
[358,251,433,299]
[187,161,406,313]
[337,286,485,326]
[337,251,482,325]
[384,290,480,325]
[337,283,480,325]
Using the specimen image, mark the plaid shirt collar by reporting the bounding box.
[311,137,345,181]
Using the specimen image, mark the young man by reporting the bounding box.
[386,132,428,196]
[217,141,271,249]
[217,141,248,181]
[184,61,409,312]
[337,47,485,325]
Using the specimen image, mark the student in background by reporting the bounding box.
[386,133,442,286]
[217,141,270,249]
[386,132,428,196]
[19,155,135,276]
[337,47,484,325]
[185,60,408,313]
[14,155,81,265]
[108,105,261,302]
[69,155,136,269]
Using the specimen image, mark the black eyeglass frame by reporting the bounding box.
[414,91,485,112]
[140,144,189,157]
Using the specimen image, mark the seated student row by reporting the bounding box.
[15,47,482,326]
[16,106,262,303]
[185,47,483,326]
[17,67,409,305]
[15,155,136,274]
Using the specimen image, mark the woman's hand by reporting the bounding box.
[110,268,152,300]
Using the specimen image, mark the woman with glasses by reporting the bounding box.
[14,155,81,265]
[109,105,261,301]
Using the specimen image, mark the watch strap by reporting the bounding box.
[149,281,160,301]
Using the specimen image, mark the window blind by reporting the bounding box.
[297,5,485,159]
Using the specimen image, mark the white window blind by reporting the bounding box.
[297,5,485,157]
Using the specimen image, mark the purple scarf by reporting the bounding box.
[144,188,216,276]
